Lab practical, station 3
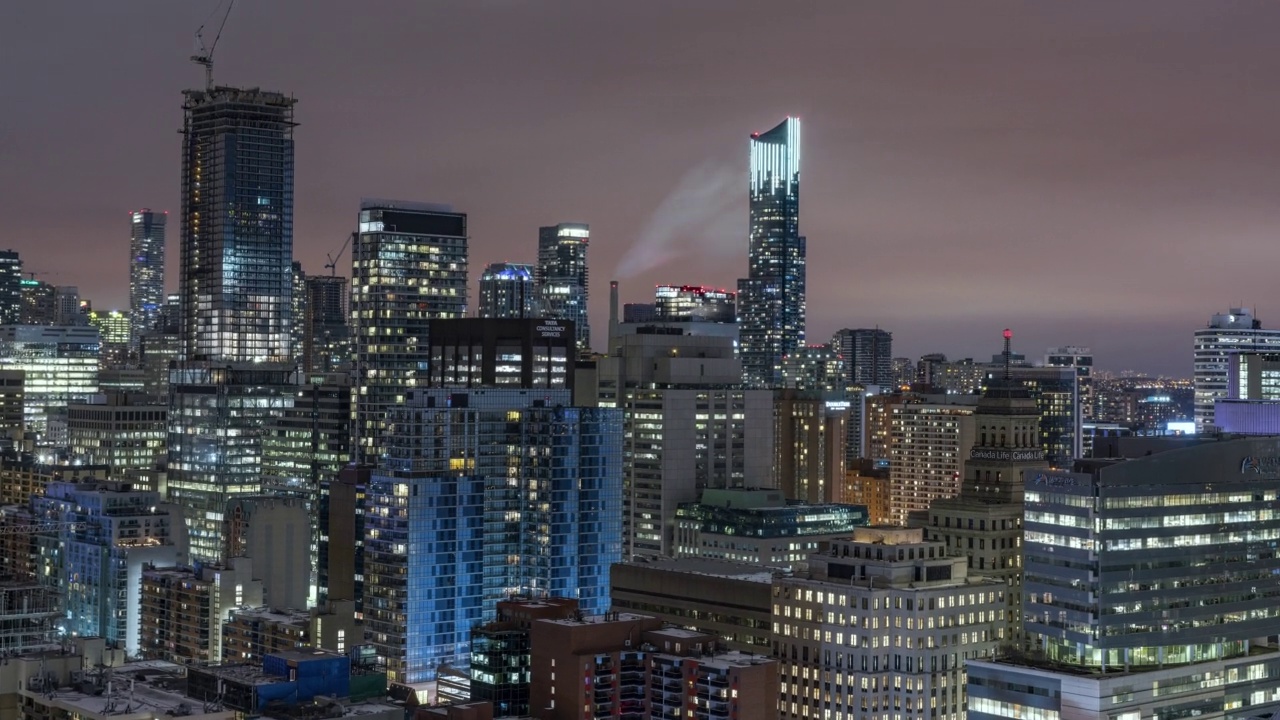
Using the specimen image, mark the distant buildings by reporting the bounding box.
[654,285,736,323]
[352,200,469,464]
[831,327,893,386]
[536,223,591,351]
[0,250,21,324]
[887,398,976,524]
[478,262,537,319]
[775,389,848,503]
[128,209,166,347]
[779,344,844,392]
[739,117,804,388]
[0,325,99,438]
[301,274,351,374]
[67,393,167,470]
[1193,307,1280,430]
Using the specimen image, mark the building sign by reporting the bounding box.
[1033,473,1079,488]
[1241,456,1280,475]
[970,448,1044,462]
[536,321,566,339]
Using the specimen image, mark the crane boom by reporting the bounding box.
[191,0,236,90]
[0,521,85,535]
[325,232,355,276]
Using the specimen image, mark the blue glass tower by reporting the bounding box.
[364,389,622,684]
[738,117,804,388]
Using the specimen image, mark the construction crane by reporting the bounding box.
[191,0,236,90]
[325,232,355,277]
[0,521,85,535]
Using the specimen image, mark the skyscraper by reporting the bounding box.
[352,200,468,464]
[179,85,296,362]
[653,285,736,323]
[0,250,21,324]
[129,209,167,346]
[536,223,590,351]
[738,117,804,388]
[831,327,893,386]
[478,262,536,319]
[1193,307,1280,430]
[302,274,350,374]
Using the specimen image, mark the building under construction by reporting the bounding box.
[0,582,61,653]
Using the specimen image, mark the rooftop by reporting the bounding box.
[542,612,651,627]
[620,556,786,583]
[33,660,207,719]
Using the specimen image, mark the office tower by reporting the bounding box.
[352,200,468,465]
[424,318,574,393]
[887,398,977,525]
[179,85,296,363]
[261,373,351,603]
[968,436,1280,719]
[831,327,893,386]
[779,344,844,392]
[224,496,310,611]
[0,325,99,438]
[291,261,307,366]
[610,558,779,654]
[841,458,890,524]
[478,262,536,319]
[915,352,948,388]
[535,223,590,351]
[364,388,621,684]
[672,488,867,570]
[597,332,774,557]
[67,393,167,470]
[738,117,804,388]
[468,597,580,716]
[87,309,130,366]
[891,356,914,387]
[1046,344,1093,418]
[19,279,55,325]
[302,274,351,374]
[1194,308,1280,430]
[32,480,187,655]
[775,527,1007,720]
[0,250,21,324]
[139,294,181,395]
[54,287,82,325]
[993,365,1081,468]
[138,557,263,665]
[654,285,736,323]
[932,357,989,394]
[623,303,657,323]
[129,209,167,346]
[530,613,778,720]
[923,331,1047,641]
[775,389,848,503]
[166,362,295,564]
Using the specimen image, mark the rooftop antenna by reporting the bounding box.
[191,0,235,90]
[1002,328,1013,380]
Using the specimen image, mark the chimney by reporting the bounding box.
[608,280,620,353]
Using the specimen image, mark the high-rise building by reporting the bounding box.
[1193,308,1280,430]
[54,287,82,326]
[19,280,55,326]
[968,436,1280,719]
[0,251,21,324]
[831,328,893,386]
[302,274,350,374]
[738,117,804,388]
[775,527,1007,720]
[67,393,167,471]
[32,480,187,655]
[364,388,622,684]
[129,209,167,346]
[775,389,848,503]
[223,496,310,611]
[179,85,295,363]
[654,285,736,323]
[138,557,263,665]
[887,398,977,525]
[779,344,844,392]
[1045,344,1093,418]
[88,309,130,366]
[995,365,1081,468]
[352,200,468,465]
[0,325,99,438]
[424,318,574,393]
[478,262,536,319]
[467,597,580,716]
[535,223,590,351]
[291,261,307,366]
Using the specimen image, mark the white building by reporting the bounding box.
[1193,308,1280,430]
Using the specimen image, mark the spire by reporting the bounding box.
[1003,328,1013,380]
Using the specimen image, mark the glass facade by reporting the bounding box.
[0,325,100,438]
[479,262,536,319]
[302,275,351,374]
[739,117,804,388]
[1194,308,1280,430]
[179,86,296,363]
[129,209,167,348]
[0,250,21,325]
[654,285,736,323]
[364,389,622,683]
[536,223,590,351]
[352,200,468,465]
[831,328,894,387]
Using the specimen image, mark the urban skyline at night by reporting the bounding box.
[7,2,1280,373]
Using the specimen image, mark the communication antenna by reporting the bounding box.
[191,1,236,90]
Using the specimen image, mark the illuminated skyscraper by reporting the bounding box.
[831,328,893,387]
[302,275,351,374]
[536,223,590,351]
[1193,307,1280,430]
[478,262,536,319]
[352,200,468,464]
[179,86,296,362]
[653,285,736,323]
[129,209,167,346]
[738,117,804,388]
[0,251,21,325]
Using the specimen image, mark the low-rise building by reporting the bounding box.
[138,558,263,665]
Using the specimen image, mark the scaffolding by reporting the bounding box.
[0,582,61,653]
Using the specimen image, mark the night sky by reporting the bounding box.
[4,1,1280,374]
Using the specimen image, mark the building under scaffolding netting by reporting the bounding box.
[0,581,61,653]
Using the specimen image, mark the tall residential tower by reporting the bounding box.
[536,223,590,351]
[129,209,167,347]
[738,117,804,388]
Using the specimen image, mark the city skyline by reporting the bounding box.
[6,2,1280,372]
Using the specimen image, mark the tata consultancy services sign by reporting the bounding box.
[1241,456,1280,475]
[536,321,566,339]
[970,448,1044,462]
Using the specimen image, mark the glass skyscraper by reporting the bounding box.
[478,262,536,319]
[129,209,167,347]
[0,250,21,325]
[738,117,804,388]
[352,200,468,465]
[536,223,590,352]
[179,86,296,363]
[364,388,622,684]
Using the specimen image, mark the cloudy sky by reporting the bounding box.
[3,1,1278,374]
